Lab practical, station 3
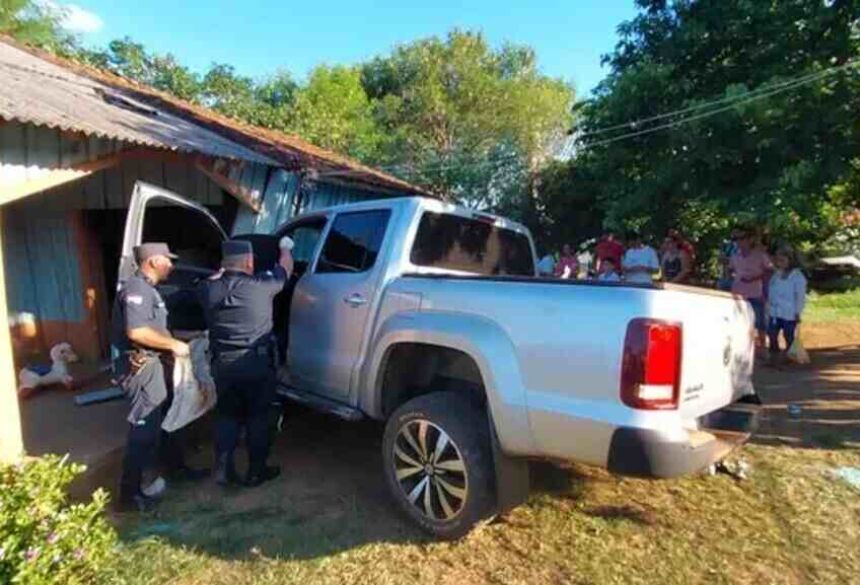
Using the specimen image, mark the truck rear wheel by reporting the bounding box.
[382,392,496,540]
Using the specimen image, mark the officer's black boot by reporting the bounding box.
[215,451,241,487]
[245,463,281,488]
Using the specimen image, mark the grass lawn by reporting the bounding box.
[107,445,860,585]
[806,281,860,323]
[100,292,860,585]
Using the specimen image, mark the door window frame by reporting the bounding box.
[276,213,331,275]
[312,209,393,276]
[120,181,227,284]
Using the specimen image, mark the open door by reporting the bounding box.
[119,181,227,333]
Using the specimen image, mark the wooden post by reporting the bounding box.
[0,207,23,461]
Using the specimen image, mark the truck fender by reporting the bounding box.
[362,310,535,456]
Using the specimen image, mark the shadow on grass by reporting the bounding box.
[582,505,658,526]
[751,346,860,450]
[528,460,589,501]
[115,408,431,561]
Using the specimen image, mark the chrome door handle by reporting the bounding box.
[344,294,368,307]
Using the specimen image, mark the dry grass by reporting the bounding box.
[108,444,860,585]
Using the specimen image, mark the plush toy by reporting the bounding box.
[18,342,79,399]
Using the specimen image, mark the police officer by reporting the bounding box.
[112,242,190,512]
[199,239,293,487]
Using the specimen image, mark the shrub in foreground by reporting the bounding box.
[1,455,117,584]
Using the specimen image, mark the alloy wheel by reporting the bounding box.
[392,419,469,521]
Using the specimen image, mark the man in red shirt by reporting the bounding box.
[595,232,625,273]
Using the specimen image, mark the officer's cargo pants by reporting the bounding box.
[119,358,167,499]
[212,351,276,474]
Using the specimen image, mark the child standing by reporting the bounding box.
[767,246,807,357]
[596,257,620,282]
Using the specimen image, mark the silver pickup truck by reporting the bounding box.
[120,182,761,539]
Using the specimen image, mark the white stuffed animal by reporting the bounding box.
[18,342,79,399]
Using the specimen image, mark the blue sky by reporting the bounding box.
[62,0,638,95]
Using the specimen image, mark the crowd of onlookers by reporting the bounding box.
[537,226,809,362]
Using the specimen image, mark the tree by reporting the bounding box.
[0,0,72,50]
[362,30,574,208]
[560,0,860,261]
[252,71,298,129]
[288,65,382,161]
[78,37,202,102]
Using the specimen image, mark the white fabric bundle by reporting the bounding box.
[162,336,217,432]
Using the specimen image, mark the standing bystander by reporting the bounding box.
[767,246,807,360]
[730,231,772,350]
[554,244,579,279]
[622,231,659,284]
[595,232,625,274]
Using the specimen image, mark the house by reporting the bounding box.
[0,37,431,462]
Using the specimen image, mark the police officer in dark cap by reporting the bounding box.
[198,238,293,487]
[112,242,191,511]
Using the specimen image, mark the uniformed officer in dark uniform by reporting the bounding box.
[112,242,190,512]
[198,239,293,487]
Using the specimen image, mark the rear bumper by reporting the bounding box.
[606,395,761,479]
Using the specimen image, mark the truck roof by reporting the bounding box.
[300,196,531,236]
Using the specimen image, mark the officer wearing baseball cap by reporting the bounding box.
[112,242,189,512]
[198,238,294,487]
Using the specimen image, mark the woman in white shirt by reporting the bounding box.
[767,246,807,355]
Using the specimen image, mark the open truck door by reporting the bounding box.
[119,181,227,333]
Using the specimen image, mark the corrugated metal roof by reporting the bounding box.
[0,42,275,165]
[0,37,435,198]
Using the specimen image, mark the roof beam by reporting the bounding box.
[195,158,263,213]
[0,151,125,206]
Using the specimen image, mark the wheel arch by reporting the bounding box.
[362,311,534,455]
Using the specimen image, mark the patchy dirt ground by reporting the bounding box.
[755,321,860,449]
[799,320,860,350]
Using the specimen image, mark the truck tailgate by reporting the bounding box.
[652,287,756,420]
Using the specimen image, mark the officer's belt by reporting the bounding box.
[211,344,270,360]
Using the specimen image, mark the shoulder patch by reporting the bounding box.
[126,295,144,305]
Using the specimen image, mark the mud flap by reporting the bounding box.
[487,411,530,515]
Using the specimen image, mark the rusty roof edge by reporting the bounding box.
[0,35,438,198]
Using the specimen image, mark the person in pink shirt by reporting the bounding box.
[554,244,579,279]
[730,230,772,349]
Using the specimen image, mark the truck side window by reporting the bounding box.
[410,212,535,276]
[317,210,391,274]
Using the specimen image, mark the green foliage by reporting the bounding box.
[363,30,574,207]
[543,0,860,263]
[0,0,73,51]
[290,65,382,160]
[78,37,203,102]
[0,455,118,584]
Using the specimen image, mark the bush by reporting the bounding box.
[0,455,118,584]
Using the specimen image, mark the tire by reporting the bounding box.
[382,392,496,540]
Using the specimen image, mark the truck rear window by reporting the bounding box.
[410,212,535,276]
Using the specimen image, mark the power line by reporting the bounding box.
[575,61,858,150]
[575,59,859,139]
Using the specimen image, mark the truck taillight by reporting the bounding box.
[620,319,682,410]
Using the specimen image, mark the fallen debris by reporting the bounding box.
[74,386,125,406]
[715,458,751,481]
[832,467,860,490]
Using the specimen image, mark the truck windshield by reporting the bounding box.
[410,212,535,276]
